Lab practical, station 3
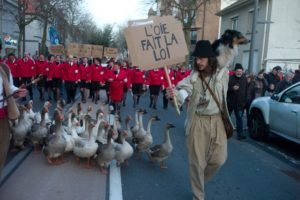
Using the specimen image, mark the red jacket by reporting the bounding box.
[162,69,175,89]
[79,63,92,81]
[122,67,131,89]
[62,62,80,82]
[35,60,48,76]
[18,58,35,78]
[90,64,106,84]
[45,62,54,79]
[130,69,146,84]
[147,69,164,86]
[175,70,189,85]
[108,69,128,102]
[52,62,63,78]
[6,59,19,78]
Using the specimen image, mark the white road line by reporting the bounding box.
[109,160,123,200]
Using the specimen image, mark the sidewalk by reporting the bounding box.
[0,93,122,200]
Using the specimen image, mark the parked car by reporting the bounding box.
[249,82,300,144]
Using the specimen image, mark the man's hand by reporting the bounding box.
[14,84,27,98]
[166,86,176,99]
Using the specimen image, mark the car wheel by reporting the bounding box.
[249,111,269,141]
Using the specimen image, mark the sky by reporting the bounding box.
[84,0,151,27]
[83,0,237,28]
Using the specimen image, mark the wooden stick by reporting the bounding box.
[163,66,180,115]
[0,75,43,103]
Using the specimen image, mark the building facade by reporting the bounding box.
[0,0,19,57]
[25,19,50,57]
[218,0,300,73]
[0,0,51,58]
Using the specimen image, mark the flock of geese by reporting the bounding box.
[9,99,175,173]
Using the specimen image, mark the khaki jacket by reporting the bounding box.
[175,67,233,135]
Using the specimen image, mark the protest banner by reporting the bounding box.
[48,45,65,55]
[103,47,118,58]
[124,15,188,70]
[124,16,188,115]
[91,45,104,57]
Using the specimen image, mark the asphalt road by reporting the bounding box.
[119,92,300,200]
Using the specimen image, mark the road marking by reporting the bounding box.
[109,160,123,200]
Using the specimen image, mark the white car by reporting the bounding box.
[249,82,300,144]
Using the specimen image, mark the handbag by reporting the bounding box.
[200,74,234,138]
[0,64,20,120]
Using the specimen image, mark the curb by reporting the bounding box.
[0,147,32,187]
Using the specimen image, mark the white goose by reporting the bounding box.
[73,115,98,168]
[11,105,31,149]
[30,106,49,152]
[114,130,134,166]
[97,128,116,174]
[134,115,160,153]
[147,123,175,169]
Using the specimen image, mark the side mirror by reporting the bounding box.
[271,94,279,101]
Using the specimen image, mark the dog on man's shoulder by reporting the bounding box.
[212,29,249,68]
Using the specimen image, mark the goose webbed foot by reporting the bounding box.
[124,160,129,166]
[33,145,41,154]
[84,157,92,169]
[160,161,168,169]
[54,156,66,165]
[100,167,108,175]
[46,157,54,165]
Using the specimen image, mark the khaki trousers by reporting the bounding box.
[0,117,10,176]
[187,114,227,200]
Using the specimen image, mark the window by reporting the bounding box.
[190,30,197,45]
[280,85,300,104]
[231,16,239,30]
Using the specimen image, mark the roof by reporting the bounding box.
[216,0,253,16]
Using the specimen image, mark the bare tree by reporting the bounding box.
[36,0,83,54]
[112,25,128,59]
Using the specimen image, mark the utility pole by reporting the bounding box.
[248,0,259,74]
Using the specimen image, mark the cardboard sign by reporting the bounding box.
[103,47,118,58]
[49,45,65,55]
[78,44,92,58]
[91,45,104,57]
[67,43,80,56]
[124,16,188,70]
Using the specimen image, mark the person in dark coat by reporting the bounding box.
[292,70,300,84]
[227,63,248,140]
[275,71,294,94]
[265,66,281,95]
[254,69,268,97]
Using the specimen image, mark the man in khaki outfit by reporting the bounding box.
[167,40,229,200]
[0,63,27,176]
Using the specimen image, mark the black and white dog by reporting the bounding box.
[212,29,249,68]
